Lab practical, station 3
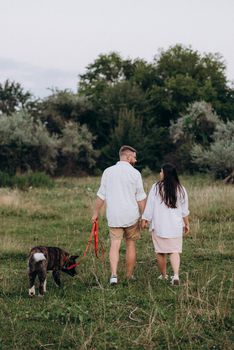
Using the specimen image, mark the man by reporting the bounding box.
[92,145,146,285]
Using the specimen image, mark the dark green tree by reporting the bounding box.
[85,81,148,149]
[39,89,92,135]
[77,46,234,171]
[78,54,154,150]
[149,44,234,125]
[101,109,144,167]
[79,52,134,94]
[100,109,171,171]
[0,79,38,116]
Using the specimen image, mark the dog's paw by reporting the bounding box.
[29,286,36,297]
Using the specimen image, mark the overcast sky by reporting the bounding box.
[0,0,234,98]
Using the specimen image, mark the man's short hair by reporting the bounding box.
[119,145,137,157]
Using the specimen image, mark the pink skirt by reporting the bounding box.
[152,232,182,253]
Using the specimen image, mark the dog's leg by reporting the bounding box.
[52,270,61,287]
[38,269,47,296]
[29,271,37,297]
[43,278,47,293]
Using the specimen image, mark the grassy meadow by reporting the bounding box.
[0,175,233,350]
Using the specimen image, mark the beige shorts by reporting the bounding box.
[109,221,140,241]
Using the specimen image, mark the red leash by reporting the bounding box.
[66,220,104,270]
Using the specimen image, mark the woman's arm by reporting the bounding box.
[183,215,190,234]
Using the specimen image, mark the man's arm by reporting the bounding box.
[138,199,146,229]
[92,196,105,223]
[137,198,146,215]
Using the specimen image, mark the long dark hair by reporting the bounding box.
[157,163,184,208]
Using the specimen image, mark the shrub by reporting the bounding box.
[170,101,221,146]
[57,121,98,175]
[192,121,234,179]
[169,101,222,171]
[0,172,54,190]
[141,166,153,177]
[0,110,58,174]
[14,172,54,190]
[0,171,13,187]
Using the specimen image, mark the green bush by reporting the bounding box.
[170,101,221,146]
[57,121,98,175]
[141,166,153,177]
[0,171,13,187]
[192,121,234,179]
[169,101,222,171]
[27,172,54,188]
[0,172,54,190]
[0,110,58,174]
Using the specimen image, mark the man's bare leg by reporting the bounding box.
[125,239,136,278]
[109,238,122,277]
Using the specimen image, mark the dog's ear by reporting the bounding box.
[70,255,79,260]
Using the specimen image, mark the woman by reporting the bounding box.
[142,163,189,285]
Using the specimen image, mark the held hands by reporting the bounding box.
[141,219,149,230]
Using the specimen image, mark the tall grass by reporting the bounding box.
[0,175,233,349]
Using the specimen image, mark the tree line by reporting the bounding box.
[0,44,233,181]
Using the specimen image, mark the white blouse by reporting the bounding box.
[142,183,189,238]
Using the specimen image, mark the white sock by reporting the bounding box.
[174,274,179,279]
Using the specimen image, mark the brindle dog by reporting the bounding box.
[28,246,78,296]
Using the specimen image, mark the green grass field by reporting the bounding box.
[0,175,233,350]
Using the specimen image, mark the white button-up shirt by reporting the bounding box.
[142,183,189,238]
[97,161,146,227]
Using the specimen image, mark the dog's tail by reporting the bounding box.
[33,253,46,262]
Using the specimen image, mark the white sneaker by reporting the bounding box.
[171,276,180,285]
[158,274,168,280]
[110,275,118,285]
